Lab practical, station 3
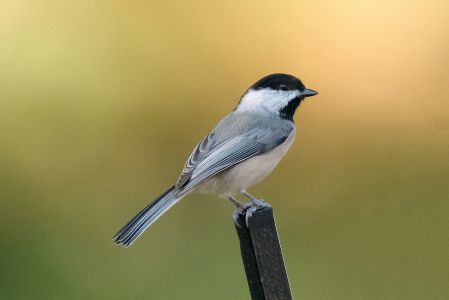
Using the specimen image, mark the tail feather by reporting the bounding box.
[113,186,182,247]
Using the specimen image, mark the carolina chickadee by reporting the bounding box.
[113,73,318,247]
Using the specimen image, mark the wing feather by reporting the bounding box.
[176,132,217,188]
[176,126,292,196]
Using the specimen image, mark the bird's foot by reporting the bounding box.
[244,199,271,226]
[230,194,271,228]
[232,202,253,227]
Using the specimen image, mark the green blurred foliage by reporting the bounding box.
[1,0,448,299]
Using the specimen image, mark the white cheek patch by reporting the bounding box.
[235,88,300,115]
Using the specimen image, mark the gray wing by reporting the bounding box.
[176,132,217,188]
[175,126,293,196]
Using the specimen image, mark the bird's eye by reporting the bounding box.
[280,84,288,91]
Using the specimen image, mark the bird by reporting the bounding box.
[113,73,318,247]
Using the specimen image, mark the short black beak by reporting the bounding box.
[301,89,318,97]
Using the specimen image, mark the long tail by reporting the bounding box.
[113,186,183,247]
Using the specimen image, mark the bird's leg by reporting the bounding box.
[228,196,252,227]
[244,191,270,209]
[228,196,245,208]
[229,192,271,227]
[243,191,271,226]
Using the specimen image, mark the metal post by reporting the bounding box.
[235,207,293,300]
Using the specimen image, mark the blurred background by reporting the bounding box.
[1,0,448,299]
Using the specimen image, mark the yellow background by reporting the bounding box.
[1,1,448,299]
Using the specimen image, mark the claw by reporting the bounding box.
[252,198,271,209]
[231,192,271,228]
[232,202,252,228]
[233,208,243,228]
[245,205,258,227]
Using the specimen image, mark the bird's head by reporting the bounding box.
[235,73,318,121]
